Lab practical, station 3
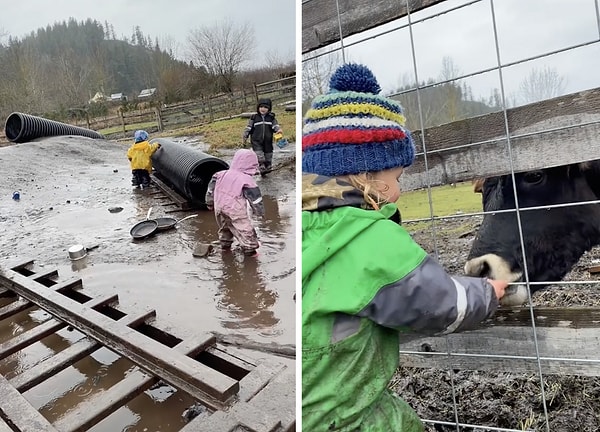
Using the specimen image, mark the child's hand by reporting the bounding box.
[206,205,213,211]
[487,279,508,300]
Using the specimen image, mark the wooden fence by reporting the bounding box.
[75,75,296,137]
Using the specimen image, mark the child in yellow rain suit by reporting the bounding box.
[127,130,160,188]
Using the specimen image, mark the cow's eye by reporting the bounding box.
[523,171,544,185]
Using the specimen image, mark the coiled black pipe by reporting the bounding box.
[4,112,105,143]
[150,138,229,206]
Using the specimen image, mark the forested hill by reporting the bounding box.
[0,18,206,120]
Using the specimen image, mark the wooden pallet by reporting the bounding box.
[150,173,193,212]
[0,260,295,432]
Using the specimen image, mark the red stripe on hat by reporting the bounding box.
[303,127,407,149]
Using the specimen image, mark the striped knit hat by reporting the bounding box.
[302,63,415,176]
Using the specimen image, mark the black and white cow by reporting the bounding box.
[464,161,600,305]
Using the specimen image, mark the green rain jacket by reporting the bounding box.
[302,173,499,432]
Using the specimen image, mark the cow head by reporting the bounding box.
[464,161,600,306]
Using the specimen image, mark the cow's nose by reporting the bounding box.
[464,253,522,282]
[464,255,492,278]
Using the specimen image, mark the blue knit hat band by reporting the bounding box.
[302,137,415,177]
[302,63,416,177]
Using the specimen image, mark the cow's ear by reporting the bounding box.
[580,160,600,198]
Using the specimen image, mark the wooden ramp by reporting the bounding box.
[149,173,194,212]
[0,260,295,432]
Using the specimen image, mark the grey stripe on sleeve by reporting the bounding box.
[331,313,361,343]
[440,278,467,334]
[357,255,495,335]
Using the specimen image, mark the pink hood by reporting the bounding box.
[213,149,259,216]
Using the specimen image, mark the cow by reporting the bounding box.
[464,161,600,306]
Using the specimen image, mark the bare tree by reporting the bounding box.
[302,50,341,114]
[518,66,566,105]
[187,19,255,93]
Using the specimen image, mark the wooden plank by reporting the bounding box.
[182,366,295,432]
[7,259,35,271]
[0,419,13,432]
[30,268,58,282]
[0,287,15,297]
[150,174,191,210]
[237,359,284,403]
[0,278,84,322]
[213,332,296,359]
[0,298,32,321]
[0,319,66,360]
[0,269,237,405]
[401,88,600,190]
[54,369,157,432]
[10,310,157,392]
[54,336,217,432]
[0,294,117,360]
[398,312,600,376]
[0,374,59,432]
[494,306,600,329]
[302,0,446,53]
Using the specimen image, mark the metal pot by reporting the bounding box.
[68,244,87,261]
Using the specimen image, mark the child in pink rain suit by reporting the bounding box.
[205,149,265,256]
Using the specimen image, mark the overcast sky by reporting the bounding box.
[0,0,296,67]
[303,0,600,106]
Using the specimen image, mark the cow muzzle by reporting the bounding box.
[464,253,527,306]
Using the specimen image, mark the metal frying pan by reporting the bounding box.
[130,207,159,240]
[154,214,198,231]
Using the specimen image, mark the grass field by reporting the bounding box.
[396,181,483,233]
[154,111,296,152]
[99,111,296,152]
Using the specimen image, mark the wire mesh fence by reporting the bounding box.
[302,0,600,430]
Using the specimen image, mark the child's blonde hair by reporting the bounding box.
[344,173,392,211]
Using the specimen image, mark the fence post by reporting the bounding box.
[208,96,214,122]
[119,109,126,134]
[253,82,259,105]
[155,106,163,131]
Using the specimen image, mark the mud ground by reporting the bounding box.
[0,136,296,431]
[392,215,600,431]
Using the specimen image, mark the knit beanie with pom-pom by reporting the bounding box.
[302,63,415,176]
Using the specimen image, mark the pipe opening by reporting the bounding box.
[5,113,23,141]
[188,160,229,203]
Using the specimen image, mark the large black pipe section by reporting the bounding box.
[4,112,105,143]
[150,138,229,207]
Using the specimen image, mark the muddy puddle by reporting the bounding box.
[0,136,296,430]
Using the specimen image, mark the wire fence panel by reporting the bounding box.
[302,0,600,431]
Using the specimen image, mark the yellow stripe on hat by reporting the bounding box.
[305,103,406,125]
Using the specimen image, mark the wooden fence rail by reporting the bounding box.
[401,86,600,191]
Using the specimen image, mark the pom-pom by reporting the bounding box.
[329,63,381,95]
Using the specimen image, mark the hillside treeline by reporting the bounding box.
[0,18,293,122]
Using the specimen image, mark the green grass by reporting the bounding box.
[99,121,157,136]
[154,111,295,152]
[397,181,482,221]
[97,111,296,152]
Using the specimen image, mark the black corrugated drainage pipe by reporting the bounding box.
[4,112,105,143]
[150,138,229,207]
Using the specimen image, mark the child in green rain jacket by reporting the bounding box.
[301,63,508,432]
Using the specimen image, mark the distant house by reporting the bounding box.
[88,92,107,104]
[110,93,128,102]
[138,88,157,99]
